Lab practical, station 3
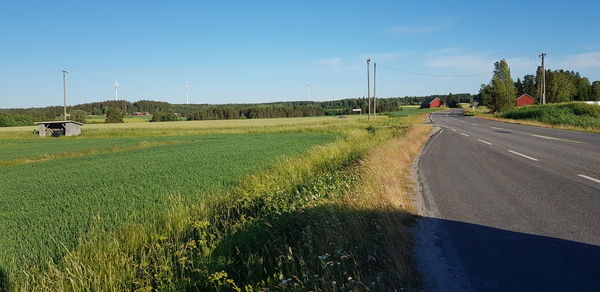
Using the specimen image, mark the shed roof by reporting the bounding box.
[421,97,440,106]
[516,94,534,100]
[35,120,83,125]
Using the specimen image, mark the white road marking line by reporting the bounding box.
[477,139,493,145]
[460,133,469,137]
[440,129,444,134]
[451,128,457,131]
[530,134,583,144]
[507,150,539,161]
[578,174,600,184]
[490,126,504,130]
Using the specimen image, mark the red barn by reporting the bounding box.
[421,97,443,108]
[515,94,535,106]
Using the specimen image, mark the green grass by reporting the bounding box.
[0,136,181,162]
[0,133,335,271]
[501,102,600,128]
[3,111,434,291]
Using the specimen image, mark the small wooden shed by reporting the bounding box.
[35,121,83,137]
[420,97,443,108]
[516,94,535,106]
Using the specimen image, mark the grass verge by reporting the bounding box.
[5,114,433,291]
[465,103,600,133]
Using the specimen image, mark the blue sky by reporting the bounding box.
[1,0,599,108]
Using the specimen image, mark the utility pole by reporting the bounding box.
[185,81,190,104]
[373,62,377,117]
[114,80,120,101]
[367,58,371,120]
[539,52,546,105]
[62,69,69,120]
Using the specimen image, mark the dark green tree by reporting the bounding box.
[105,107,125,123]
[515,78,525,95]
[445,92,460,108]
[548,71,577,103]
[522,74,537,100]
[69,110,88,123]
[488,59,517,113]
[150,111,177,122]
[593,81,600,101]
[576,77,592,101]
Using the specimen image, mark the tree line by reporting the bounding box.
[1,94,475,126]
[479,59,600,113]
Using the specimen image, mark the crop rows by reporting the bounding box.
[0,132,335,271]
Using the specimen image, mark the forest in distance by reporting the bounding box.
[0,94,473,126]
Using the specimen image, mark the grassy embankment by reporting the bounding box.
[1,111,437,291]
[465,102,600,133]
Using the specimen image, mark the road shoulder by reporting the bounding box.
[411,126,471,292]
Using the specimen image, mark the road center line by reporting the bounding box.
[530,134,583,144]
[460,133,469,137]
[578,174,600,184]
[507,150,539,161]
[490,126,504,130]
[477,139,492,145]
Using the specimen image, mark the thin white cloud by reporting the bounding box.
[385,24,447,34]
[552,52,600,70]
[316,57,343,67]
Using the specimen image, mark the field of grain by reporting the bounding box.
[0,115,368,139]
[0,130,335,272]
[1,112,436,291]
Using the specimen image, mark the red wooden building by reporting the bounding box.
[515,94,535,106]
[420,97,443,108]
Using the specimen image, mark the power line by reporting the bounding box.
[378,64,491,78]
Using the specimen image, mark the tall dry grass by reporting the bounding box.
[5,114,435,291]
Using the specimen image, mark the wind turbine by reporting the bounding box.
[306,83,310,100]
[185,81,190,104]
[114,80,120,101]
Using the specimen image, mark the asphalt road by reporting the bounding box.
[414,109,600,291]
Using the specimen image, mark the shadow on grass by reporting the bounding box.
[210,208,600,291]
[0,266,8,292]
[210,205,418,291]
[416,216,600,291]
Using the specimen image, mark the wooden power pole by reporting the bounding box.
[367,58,371,120]
[540,52,546,105]
[373,62,377,117]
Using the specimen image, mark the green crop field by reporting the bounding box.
[0,112,434,291]
[0,136,178,163]
[0,132,335,271]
